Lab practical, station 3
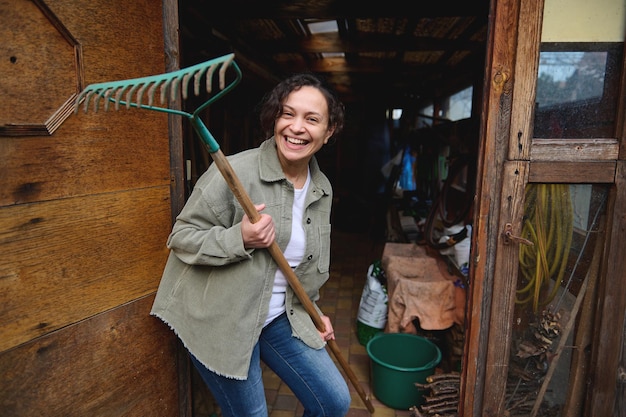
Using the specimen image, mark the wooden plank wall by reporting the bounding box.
[0,1,181,415]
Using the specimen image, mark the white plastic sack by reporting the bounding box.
[357,263,388,329]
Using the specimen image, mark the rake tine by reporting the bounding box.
[170,76,182,102]
[92,91,101,111]
[181,72,193,100]
[102,88,112,111]
[219,55,234,90]
[104,88,116,112]
[126,84,140,109]
[82,90,95,113]
[205,64,217,94]
[93,90,105,112]
[160,78,173,104]
[136,83,150,108]
[219,65,226,90]
[114,86,127,111]
[193,66,209,96]
[147,81,160,107]
[93,89,101,112]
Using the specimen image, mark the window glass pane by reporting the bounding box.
[535,0,624,139]
[507,183,609,416]
[537,51,606,107]
[444,86,473,122]
[533,44,622,139]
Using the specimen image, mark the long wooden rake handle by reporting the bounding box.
[206,145,375,414]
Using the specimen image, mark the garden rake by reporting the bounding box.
[75,53,374,413]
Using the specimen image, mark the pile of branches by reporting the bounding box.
[505,309,563,416]
[515,310,562,361]
[410,372,460,417]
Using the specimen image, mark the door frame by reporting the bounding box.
[462,0,626,415]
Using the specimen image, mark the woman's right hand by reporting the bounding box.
[241,203,275,249]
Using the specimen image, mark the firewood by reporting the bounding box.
[421,400,458,411]
[409,405,427,417]
[423,393,459,403]
[416,383,459,396]
[426,372,460,383]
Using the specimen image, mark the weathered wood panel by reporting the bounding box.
[508,0,543,161]
[0,110,170,206]
[0,295,179,417]
[0,0,78,131]
[483,160,529,415]
[530,139,620,161]
[0,187,171,351]
[528,161,616,183]
[588,160,626,416]
[51,0,167,84]
[0,0,183,415]
[460,0,521,414]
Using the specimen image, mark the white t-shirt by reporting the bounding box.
[265,171,310,326]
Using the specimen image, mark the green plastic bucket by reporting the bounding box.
[366,333,442,409]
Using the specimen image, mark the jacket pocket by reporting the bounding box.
[317,224,331,273]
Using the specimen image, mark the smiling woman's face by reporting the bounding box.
[274,86,335,168]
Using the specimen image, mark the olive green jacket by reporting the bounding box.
[150,138,333,379]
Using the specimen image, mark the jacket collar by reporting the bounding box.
[258,137,330,196]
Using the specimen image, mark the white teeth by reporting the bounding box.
[286,137,307,145]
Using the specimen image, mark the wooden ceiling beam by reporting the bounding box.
[246,31,485,54]
[187,0,489,19]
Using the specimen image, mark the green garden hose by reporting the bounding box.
[516,184,573,312]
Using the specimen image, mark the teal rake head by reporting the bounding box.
[75,53,242,152]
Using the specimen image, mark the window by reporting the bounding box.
[533,44,622,138]
[305,20,344,59]
[445,86,473,121]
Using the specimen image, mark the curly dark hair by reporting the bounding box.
[258,73,345,140]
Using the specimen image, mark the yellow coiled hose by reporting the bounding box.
[516,184,573,312]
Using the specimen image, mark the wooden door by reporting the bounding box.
[462,0,626,416]
[0,1,187,416]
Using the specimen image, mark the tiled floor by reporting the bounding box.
[261,229,416,417]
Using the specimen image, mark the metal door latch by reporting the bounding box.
[503,223,534,246]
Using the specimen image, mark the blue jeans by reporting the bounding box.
[190,313,351,417]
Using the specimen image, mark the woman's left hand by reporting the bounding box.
[318,315,335,342]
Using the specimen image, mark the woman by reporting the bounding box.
[151,73,350,417]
